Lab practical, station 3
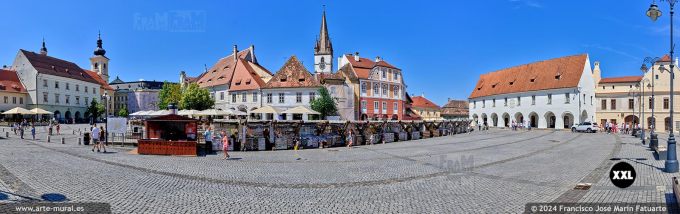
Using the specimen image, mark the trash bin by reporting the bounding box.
[83,132,91,145]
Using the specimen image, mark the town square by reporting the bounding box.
[3,0,680,213]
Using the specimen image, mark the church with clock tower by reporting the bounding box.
[314,8,333,74]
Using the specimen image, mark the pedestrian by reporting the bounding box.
[203,126,213,156]
[19,126,24,139]
[368,133,374,145]
[56,123,60,135]
[91,126,100,152]
[346,130,353,149]
[99,126,107,153]
[31,126,35,140]
[221,131,230,160]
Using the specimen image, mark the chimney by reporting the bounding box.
[354,52,360,61]
[421,92,425,98]
[375,56,382,62]
[233,45,238,61]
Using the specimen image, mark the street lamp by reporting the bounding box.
[648,0,679,173]
[641,79,651,144]
[101,92,109,145]
[642,57,661,148]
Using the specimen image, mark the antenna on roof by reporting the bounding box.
[204,64,208,73]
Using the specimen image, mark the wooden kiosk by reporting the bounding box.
[138,114,199,156]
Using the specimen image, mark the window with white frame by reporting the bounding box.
[220,92,224,100]
[393,102,398,114]
[382,101,387,113]
[382,84,388,96]
[278,93,284,103]
[65,95,70,104]
[266,93,272,103]
[55,94,60,104]
[43,93,48,103]
[309,92,316,102]
[373,83,379,96]
[232,93,237,103]
[241,92,247,102]
[361,83,367,94]
[296,92,302,103]
[43,79,47,87]
[565,93,570,104]
[374,101,379,113]
[361,100,367,113]
[253,92,258,102]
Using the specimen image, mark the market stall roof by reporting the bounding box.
[146,114,198,122]
[196,109,232,116]
[129,110,150,116]
[2,107,33,115]
[281,106,320,115]
[29,108,53,114]
[178,109,202,116]
[148,110,172,116]
[251,106,282,114]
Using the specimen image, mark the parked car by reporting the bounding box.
[571,122,599,133]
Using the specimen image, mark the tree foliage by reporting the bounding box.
[310,87,338,119]
[179,83,214,110]
[118,106,129,117]
[158,82,182,109]
[86,99,105,122]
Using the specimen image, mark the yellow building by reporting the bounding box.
[411,95,442,120]
[596,56,680,132]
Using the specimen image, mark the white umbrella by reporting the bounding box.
[196,109,232,116]
[2,107,33,115]
[178,109,201,116]
[281,106,320,115]
[148,110,171,116]
[251,106,282,114]
[29,108,53,114]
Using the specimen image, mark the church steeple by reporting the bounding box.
[94,31,106,56]
[314,6,333,74]
[314,6,333,55]
[40,38,48,55]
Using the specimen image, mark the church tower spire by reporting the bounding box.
[40,38,48,55]
[90,31,110,83]
[314,5,333,74]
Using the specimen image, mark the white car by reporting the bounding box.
[571,122,599,133]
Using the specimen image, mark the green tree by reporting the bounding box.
[86,99,104,122]
[118,106,129,117]
[310,87,338,119]
[180,83,214,110]
[158,82,181,109]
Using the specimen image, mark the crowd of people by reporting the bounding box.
[11,119,62,140]
[602,121,642,135]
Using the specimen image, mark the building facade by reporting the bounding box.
[0,69,28,118]
[468,54,597,129]
[109,77,166,114]
[261,56,321,120]
[597,55,680,133]
[411,95,442,120]
[12,43,103,123]
[441,99,469,121]
[339,53,406,120]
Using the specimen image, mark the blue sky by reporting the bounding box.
[0,0,673,105]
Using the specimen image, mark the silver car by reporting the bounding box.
[571,122,599,133]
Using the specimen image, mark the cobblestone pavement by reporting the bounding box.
[0,124,678,213]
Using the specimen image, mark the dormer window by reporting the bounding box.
[554,74,561,80]
[212,69,217,73]
[492,83,497,88]
[530,78,536,83]
[280,77,287,82]
[509,81,514,85]
[299,77,305,82]
[246,79,251,85]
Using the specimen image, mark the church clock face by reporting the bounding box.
[319,57,326,70]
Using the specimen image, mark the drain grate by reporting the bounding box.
[574,183,592,190]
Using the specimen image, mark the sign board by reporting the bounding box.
[107,117,128,134]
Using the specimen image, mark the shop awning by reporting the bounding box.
[281,106,320,115]
[2,107,33,115]
[251,106,282,114]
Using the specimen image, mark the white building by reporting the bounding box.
[468,54,596,129]
[261,56,321,120]
[11,40,104,123]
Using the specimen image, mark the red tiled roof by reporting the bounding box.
[229,59,267,91]
[194,48,267,88]
[411,96,440,109]
[441,100,469,117]
[263,56,321,89]
[469,54,588,99]
[83,69,114,90]
[0,69,27,93]
[659,54,671,62]
[20,49,101,85]
[599,76,642,84]
[344,55,398,79]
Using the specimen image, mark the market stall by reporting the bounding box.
[138,114,198,156]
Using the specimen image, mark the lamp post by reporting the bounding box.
[101,92,109,145]
[629,88,640,136]
[641,80,650,144]
[642,57,661,148]
[647,0,679,172]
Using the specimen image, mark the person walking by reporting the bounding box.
[31,126,35,140]
[56,123,60,135]
[368,133,374,146]
[346,130,353,149]
[203,127,213,156]
[221,131,230,160]
[99,126,107,153]
[19,126,24,139]
[91,126,100,152]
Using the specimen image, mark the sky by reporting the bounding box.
[0,0,674,106]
